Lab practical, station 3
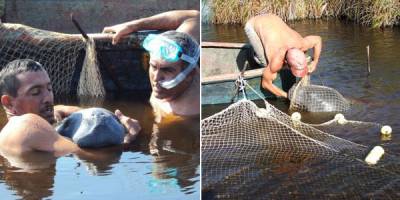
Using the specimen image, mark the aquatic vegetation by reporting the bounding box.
[205,0,400,28]
[0,0,4,19]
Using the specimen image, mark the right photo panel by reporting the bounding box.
[201,0,400,199]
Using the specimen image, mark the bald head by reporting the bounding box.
[286,48,308,77]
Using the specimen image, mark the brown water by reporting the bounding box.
[0,96,200,199]
[203,20,400,150]
[202,20,400,198]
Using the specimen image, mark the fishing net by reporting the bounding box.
[286,75,386,136]
[288,76,350,112]
[0,23,105,97]
[202,99,400,199]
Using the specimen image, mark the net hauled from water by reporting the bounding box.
[202,99,400,199]
[289,75,350,113]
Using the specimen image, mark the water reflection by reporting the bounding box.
[202,20,400,198]
[0,96,200,199]
[202,20,400,150]
[149,117,200,193]
[0,151,56,200]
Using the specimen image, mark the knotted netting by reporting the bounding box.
[0,23,105,97]
[286,75,387,136]
[289,75,350,112]
[202,98,400,199]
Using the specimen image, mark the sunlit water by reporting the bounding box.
[203,20,400,151]
[0,96,200,200]
[202,20,400,198]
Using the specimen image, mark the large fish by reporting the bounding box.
[56,108,125,148]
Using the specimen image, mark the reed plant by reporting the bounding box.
[205,0,400,28]
[0,0,4,19]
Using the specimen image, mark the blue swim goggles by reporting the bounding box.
[143,34,199,89]
[143,34,198,64]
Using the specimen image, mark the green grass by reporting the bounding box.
[204,0,400,28]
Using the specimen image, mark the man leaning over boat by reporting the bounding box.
[245,14,322,98]
[103,10,200,119]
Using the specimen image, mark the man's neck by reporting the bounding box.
[5,110,16,120]
[150,69,200,117]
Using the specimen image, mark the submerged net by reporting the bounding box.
[0,23,105,97]
[202,99,400,199]
[286,75,385,133]
[289,76,350,112]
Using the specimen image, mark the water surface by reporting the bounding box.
[203,19,400,150]
[0,96,200,200]
[202,20,400,198]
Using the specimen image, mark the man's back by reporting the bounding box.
[247,14,305,54]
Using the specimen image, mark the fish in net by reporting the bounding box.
[202,99,400,199]
[0,23,105,98]
[288,76,350,113]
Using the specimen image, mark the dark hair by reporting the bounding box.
[0,59,46,97]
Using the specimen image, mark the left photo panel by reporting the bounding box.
[0,1,200,199]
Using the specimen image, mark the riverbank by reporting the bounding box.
[202,0,400,28]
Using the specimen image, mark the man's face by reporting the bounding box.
[149,58,193,101]
[10,70,55,123]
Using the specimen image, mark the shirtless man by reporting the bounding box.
[103,10,200,118]
[0,59,141,156]
[245,14,322,98]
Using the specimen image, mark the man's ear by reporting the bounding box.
[1,95,13,110]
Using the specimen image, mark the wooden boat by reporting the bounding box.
[201,42,296,105]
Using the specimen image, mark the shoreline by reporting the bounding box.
[202,0,400,28]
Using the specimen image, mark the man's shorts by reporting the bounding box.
[244,22,267,66]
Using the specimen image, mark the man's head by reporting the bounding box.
[0,59,55,123]
[286,48,308,77]
[144,31,200,101]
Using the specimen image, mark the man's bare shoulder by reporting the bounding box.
[249,14,282,24]
[0,114,40,154]
[1,114,41,135]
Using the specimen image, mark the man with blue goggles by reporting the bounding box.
[143,33,199,89]
[103,10,200,118]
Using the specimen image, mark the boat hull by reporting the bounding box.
[201,42,295,105]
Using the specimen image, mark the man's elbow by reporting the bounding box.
[315,36,322,46]
[261,80,272,91]
[187,10,200,19]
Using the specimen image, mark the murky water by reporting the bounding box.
[203,20,400,150]
[202,20,400,198]
[0,96,200,199]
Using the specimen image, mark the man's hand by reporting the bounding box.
[307,60,318,74]
[102,10,200,45]
[102,22,137,45]
[114,109,141,143]
[54,105,82,122]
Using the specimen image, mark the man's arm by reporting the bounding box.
[103,10,200,44]
[54,105,82,122]
[261,55,288,98]
[0,114,79,156]
[303,35,322,73]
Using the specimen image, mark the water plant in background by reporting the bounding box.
[365,0,400,28]
[204,0,400,28]
[0,0,4,19]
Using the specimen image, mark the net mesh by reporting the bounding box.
[289,76,350,112]
[0,23,105,97]
[202,99,400,199]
